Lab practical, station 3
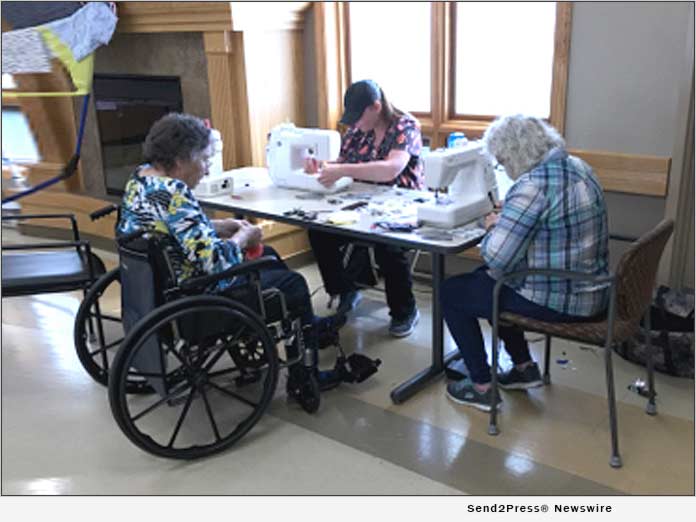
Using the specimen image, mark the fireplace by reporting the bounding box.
[93,73,183,195]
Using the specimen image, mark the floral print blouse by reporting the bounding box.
[339,114,425,189]
[117,167,243,292]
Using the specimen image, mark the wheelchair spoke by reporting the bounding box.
[126,368,170,379]
[131,380,191,422]
[207,366,243,379]
[167,387,196,449]
[206,381,258,409]
[199,386,221,442]
[202,337,243,373]
[89,312,121,323]
[87,337,124,356]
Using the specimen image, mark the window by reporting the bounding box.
[346,1,431,114]
[2,73,17,90]
[333,2,571,146]
[453,2,557,118]
[1,107,40,163]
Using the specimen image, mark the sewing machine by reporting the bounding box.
[417,142,498,228]
[193,171,234,198]
[266,123,352,193]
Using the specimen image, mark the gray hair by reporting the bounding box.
[482,115,565,179]
[143,113,211,173]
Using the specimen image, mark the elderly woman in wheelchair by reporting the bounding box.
[110,113,353,459]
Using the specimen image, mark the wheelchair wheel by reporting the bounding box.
[109,295,279,459]
[73,269,138,389]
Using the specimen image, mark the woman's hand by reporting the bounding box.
[483,212,500,231]
[316,163,343,187]
[213,218,243,238]
[231,221,262,250]
[304,157,322,174]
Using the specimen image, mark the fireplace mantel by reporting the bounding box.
[116,1,309,33]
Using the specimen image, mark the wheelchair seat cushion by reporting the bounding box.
[1,250,98,297]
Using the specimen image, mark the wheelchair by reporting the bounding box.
[107,228,347,459]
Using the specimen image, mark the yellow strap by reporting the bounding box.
[1,27,93,99]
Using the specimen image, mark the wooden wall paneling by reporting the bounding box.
[242,29,305,166]
[14,191,118,240]
[570,149,671,197]
[204,31,252,169]
[430,3,446,149]
[313,2,346,130]
[116,2,234,33]
[549,2,572,135]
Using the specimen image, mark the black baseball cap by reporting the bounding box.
[339,79,382,126]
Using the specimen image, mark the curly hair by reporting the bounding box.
[482,115,565,179]
[142,113,211,172]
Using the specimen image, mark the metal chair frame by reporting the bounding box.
[487,219,674,469]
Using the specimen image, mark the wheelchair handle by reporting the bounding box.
[90,204,119,221]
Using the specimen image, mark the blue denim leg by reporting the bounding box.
[441,266,589,384]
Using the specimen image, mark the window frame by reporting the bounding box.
[339,2,572,147]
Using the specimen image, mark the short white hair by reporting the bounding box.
[482,115,565,179]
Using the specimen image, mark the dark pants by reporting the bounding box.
[224,246,313,326]
[441,266,591,384]
[307,229,416,320]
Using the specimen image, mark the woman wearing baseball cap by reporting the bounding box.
[305,80,424,338]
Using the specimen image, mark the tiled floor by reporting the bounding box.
[1,229,694,495]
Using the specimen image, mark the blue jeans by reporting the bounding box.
[441,266,591,384]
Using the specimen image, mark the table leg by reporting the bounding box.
[390,252,460,404]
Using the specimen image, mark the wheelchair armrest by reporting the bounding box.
[1,213,80,241]
[179,256,279,291]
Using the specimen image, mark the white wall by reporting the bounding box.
[564,2,693,272]
[565,2,691,156]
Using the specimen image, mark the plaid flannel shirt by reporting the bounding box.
[481,148,610,317]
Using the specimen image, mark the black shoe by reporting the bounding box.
[389,308,420,338]
[308,314,347,350]
[336,290,362,316]
[446,380,502,412]
[497,362,543,390]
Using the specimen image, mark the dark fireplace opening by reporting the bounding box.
[93,73,183,195]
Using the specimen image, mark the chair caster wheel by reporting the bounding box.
[646,402,657,416]
[488,424,500,436]
[610,456,622,468]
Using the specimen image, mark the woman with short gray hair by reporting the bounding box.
[440,114,610,411]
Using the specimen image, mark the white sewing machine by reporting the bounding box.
[265,123,353,193]
[417,142,498,228]
[193,171,234,198]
